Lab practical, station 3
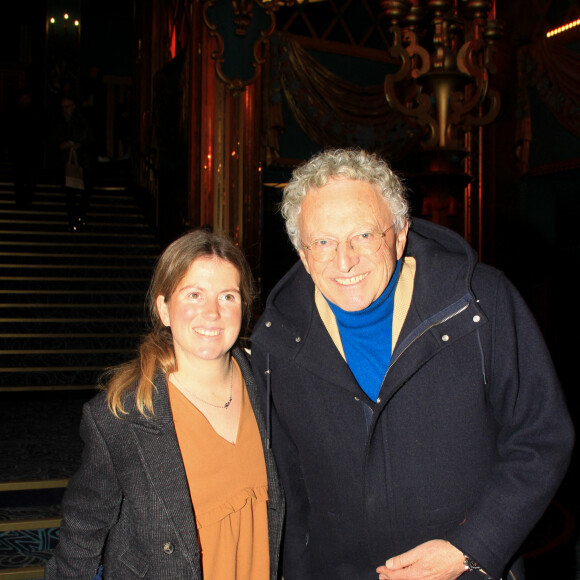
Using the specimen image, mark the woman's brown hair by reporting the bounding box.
[103,229,255,417]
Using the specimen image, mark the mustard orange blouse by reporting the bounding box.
[168,363,270,579]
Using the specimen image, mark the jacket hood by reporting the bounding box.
[404,218,479,310]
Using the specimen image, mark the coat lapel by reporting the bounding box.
[126,375,201,576]
[302,308,363,396]
[234,346,284,509]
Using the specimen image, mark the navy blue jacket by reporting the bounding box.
[251,219,573,580]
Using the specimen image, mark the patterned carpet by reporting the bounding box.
[0,393,85,573]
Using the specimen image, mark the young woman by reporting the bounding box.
[45,230,284,579]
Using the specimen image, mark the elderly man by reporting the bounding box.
[250,148,573,580]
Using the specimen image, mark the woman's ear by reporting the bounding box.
[156,295,170,327]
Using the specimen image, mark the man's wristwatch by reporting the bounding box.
[463,554,482,572]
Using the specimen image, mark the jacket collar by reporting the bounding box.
[252,219,486,398]
[253,271,363,395]
[122,371,174,429]
[123,346,252,429]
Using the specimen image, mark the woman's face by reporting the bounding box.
[156,256,242,365]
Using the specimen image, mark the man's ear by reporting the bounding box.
[396,220,409,261]
[156,295,170,327]
[298,250,311,275]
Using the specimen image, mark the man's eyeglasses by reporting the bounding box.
[301,225,394,263]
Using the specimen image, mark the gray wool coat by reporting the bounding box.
[44,346,284,579]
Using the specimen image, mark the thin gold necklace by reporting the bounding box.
[172,359,233,409]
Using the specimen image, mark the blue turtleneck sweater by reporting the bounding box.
[327,259,402,402]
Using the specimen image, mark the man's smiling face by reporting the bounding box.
[298,178,408,312]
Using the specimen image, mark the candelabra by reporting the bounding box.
[381,0,503,243]
[382,0,502,150]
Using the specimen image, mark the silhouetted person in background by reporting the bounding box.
[5,88,45,208]
[81,64,108,162]
[51,96,95,231]
[116,88,133,161]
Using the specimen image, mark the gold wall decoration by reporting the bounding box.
[203,0,279,90]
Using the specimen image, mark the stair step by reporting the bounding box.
[0,291,146,305]
[0,220,151,234]
[1,257,151,267]
[0,228,156,241]
[0,304,145,316]
[0,243,158,256]
[0,198,137,209]
[0,247,158,260]
[0,334,140,350]
[0,320,146,333]
[0,207,146,219]
[0,276,149,288]
[0,272,151,285]
[1,383,99,391]
[1,370,134,391]
[0,519,61,533]
[0,190,141,201]
[0,559,51,577]
[1,350,134,369]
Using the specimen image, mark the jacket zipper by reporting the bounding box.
[382,301,470,385]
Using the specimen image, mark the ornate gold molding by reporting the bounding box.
[203,0,279,90]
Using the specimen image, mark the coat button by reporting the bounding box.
[265,321,272,327]
[473,315,481,323]
[295,336,301,342]
[163,542,175,554]
[442,334,449,342]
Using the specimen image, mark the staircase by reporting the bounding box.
[0,164,160,579]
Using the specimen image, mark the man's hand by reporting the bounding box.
[376,539,467,580]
